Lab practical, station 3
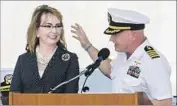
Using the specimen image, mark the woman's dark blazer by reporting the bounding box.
[10,46,79,93]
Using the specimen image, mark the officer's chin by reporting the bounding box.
[115,47,120,52]
[114,45,121,52]
[115,48,125,53]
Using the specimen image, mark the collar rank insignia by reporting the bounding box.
[134,60,141,65]
[61,53,70,61]
[127,66,141,78]
[144,46,160,59]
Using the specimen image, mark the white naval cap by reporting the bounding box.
[104,8,150,35]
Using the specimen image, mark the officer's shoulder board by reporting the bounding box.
[144,45,160,59]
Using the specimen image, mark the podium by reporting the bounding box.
[9,92,152,105]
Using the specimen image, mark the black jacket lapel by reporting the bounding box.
[27,53,40,80]
[41,47,70,80]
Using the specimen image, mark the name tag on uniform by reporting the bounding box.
[127,66,141,78]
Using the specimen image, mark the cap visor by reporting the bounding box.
[104,27,121,35]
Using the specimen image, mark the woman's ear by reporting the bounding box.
[36,30,40,37]
[36,34,39,37]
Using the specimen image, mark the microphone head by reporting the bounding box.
[98,48,110,60]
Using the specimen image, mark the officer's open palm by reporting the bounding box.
[71,23,90,48]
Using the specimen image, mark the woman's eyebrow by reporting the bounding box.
[42,22,52,25]
[55,23,62,25]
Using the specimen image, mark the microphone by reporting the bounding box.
[81,48,110,93]
[48,48,110,93]
[85,48,110,77]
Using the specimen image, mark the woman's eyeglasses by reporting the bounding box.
[39,24,63,30]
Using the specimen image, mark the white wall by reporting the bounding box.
[1,1,176,95]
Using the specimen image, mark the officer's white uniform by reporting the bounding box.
[110,40,172,100]
[104,8,173,101]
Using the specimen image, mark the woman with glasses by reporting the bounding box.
[10,5,79,94]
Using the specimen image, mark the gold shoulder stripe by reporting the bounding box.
[0,85,10,90]
[144,46,160,59]
[0,88,10,92]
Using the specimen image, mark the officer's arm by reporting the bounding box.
[144,56,172,105]
[71,23,112,78]
[151,98,172,105]
[86,45,112,78]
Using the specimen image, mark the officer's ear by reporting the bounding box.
[127,30,135,41]
[132,30,144,40]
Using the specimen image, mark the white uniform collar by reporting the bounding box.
[123,39,151,60]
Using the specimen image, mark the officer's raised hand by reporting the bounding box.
[71,23,91,49]
[71,23,112,78]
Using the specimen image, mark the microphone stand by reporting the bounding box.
[48,67,90,93]
[80,67,93,93]
[80,76,89,93]
[48,58,102,93]
[81,64,100,93]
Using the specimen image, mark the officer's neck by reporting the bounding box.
[126,36,147,59]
